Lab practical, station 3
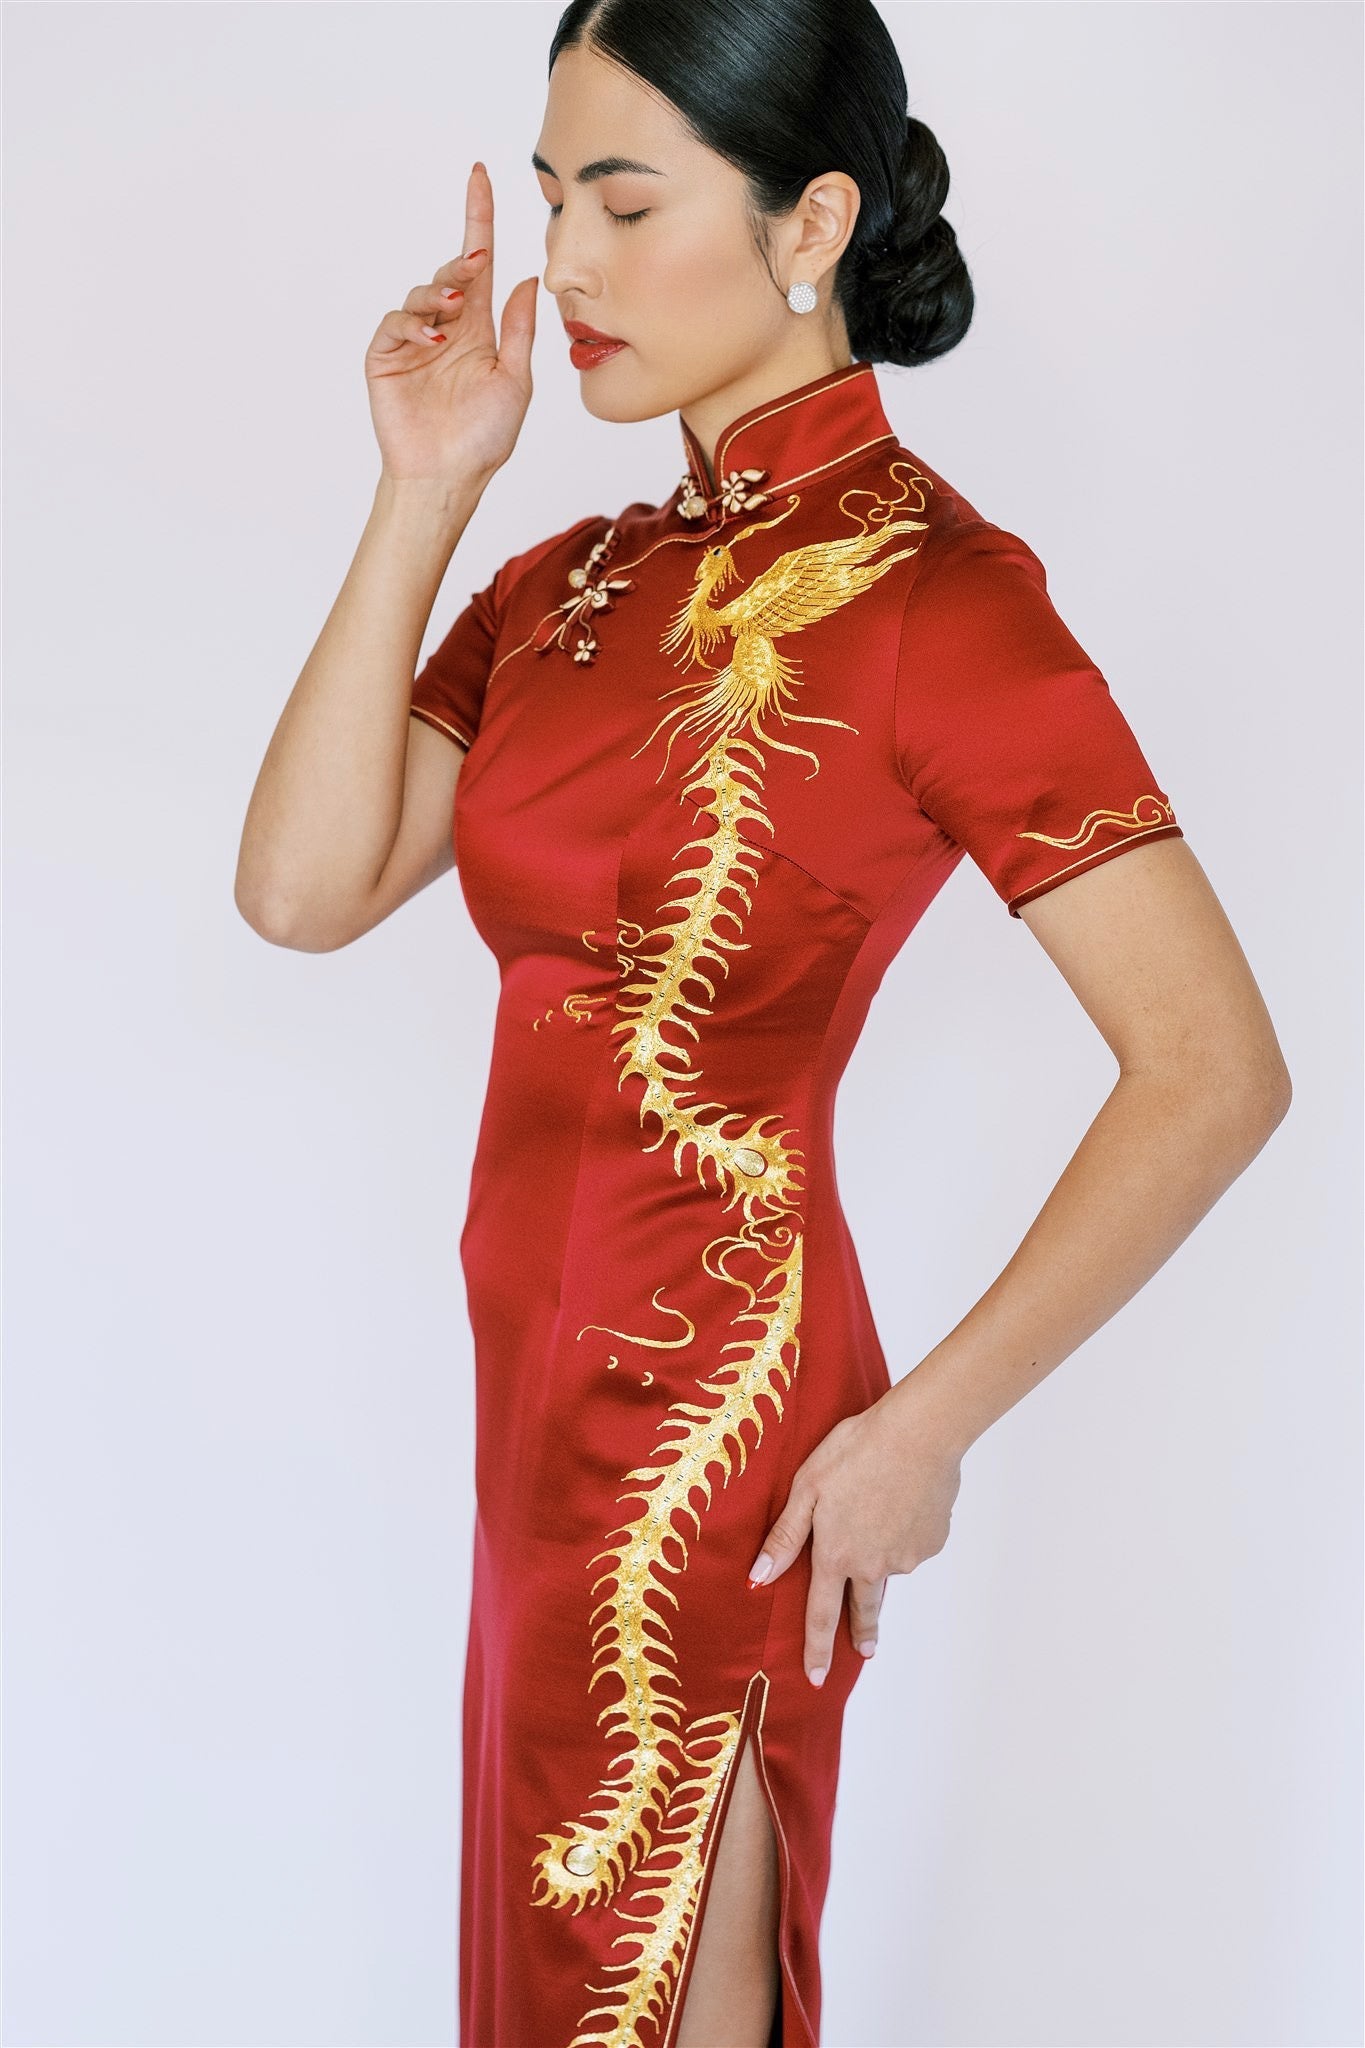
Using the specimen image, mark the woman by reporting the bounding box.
[235,3,1292,2043]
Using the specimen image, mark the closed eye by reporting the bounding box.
[546,203,650,226]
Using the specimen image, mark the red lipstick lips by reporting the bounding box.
[564,318,629,370]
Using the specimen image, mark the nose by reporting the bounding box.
[542,212,602,304]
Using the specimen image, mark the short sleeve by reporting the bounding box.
[409,512,605,750]
[893,523,1184,916]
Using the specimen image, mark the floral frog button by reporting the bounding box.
[533,524,636,665]
[677,465,771,523]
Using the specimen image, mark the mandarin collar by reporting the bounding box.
[674,360,896,525]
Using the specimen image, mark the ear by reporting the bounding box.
[793,173,861,272]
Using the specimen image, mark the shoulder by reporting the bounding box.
[904,517,1051,613]
[841,440,1050,618]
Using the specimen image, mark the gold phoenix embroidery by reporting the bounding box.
[1017,793,1176,849]
[497,389,901,676]
[530,463,935,2047]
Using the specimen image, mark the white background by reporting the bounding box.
[5,4,1360,2044]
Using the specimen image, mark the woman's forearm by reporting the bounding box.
[887,1062,1290,1459]
[234,468,488,942]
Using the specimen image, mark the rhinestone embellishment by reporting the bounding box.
[533,523,636,664]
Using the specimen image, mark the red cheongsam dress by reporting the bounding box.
[408,361,1185,2048]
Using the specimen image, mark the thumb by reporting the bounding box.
[496,274,539,378]
[746,1476,815,1590]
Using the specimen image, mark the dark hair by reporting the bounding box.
[547,0,973,368]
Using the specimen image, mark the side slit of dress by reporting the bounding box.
[750,1672,813,2048]
[661,1668,805,2048]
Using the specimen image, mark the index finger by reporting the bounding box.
[432,163,493,300]
[462,158,493,267]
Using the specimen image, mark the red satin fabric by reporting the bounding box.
[411,362,1183,2047]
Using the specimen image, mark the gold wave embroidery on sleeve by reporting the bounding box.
[1017,792,1177,850]
[530,464,935,2048]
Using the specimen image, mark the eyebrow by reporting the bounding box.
[531,151,665,184]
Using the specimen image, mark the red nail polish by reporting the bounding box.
[466,247,487,261]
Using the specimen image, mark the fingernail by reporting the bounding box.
[440,288,464,301]
[808,1666,827,1688]
[746,1554,773,1587]
[465,248,487,261]
[420,326,447,340]
[857,1641,877,1658]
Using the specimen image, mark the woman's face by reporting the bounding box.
[534,44,858,457]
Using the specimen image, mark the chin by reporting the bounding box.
[577,371,669,429]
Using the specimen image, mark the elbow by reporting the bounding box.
[234,871,352,953]
[1259,1058,1293,1136]
[1184,1043,1293,1152]
[235,841,293,947]
[234,864,296,947]
[1123,1037,1293,1155]
[1235,1035,1294,1139]
[235,881,286,947]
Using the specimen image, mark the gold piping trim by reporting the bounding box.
[408,704,473,749]
[761,431,899,501]
[713,364,877,477]
[1009,820,1183,911]
[749,1674,816,2047]
[681,436,901,512]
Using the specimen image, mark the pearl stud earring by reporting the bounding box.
[786,279,817,314]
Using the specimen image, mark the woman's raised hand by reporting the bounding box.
[365,161,539,487]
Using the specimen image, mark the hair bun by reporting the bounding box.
[849,115,973,366]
